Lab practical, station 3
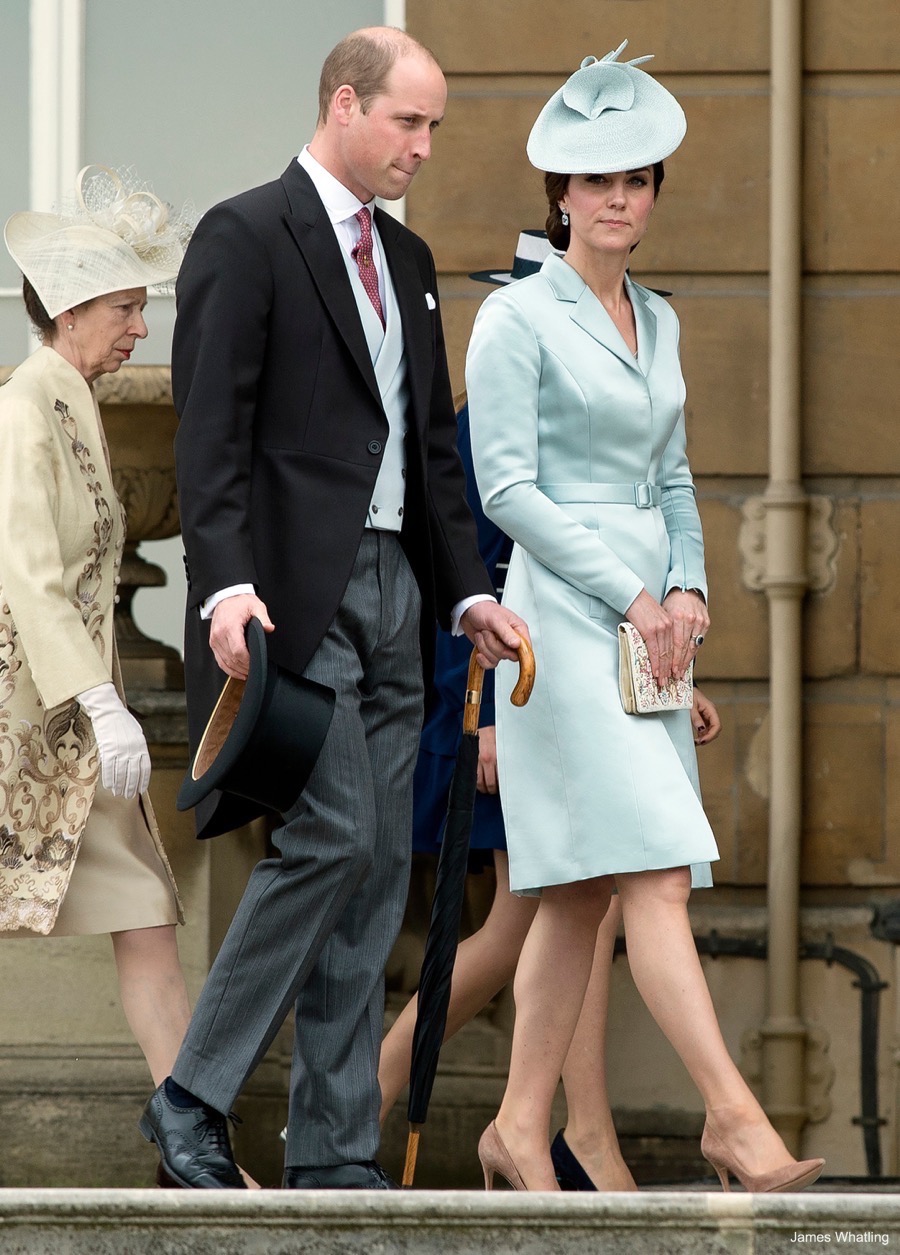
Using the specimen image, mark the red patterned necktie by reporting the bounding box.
[351,207,385,328]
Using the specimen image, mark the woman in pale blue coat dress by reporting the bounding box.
[466,44,825,1194]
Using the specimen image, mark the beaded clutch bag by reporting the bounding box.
[617,622,694,715]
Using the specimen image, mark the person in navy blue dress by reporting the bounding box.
[409,398,511,867]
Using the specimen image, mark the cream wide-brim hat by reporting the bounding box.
[526,40,686,175]
[4,214,183,320]
[4,165,190,320]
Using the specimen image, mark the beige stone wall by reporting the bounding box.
[407,0,900,1175]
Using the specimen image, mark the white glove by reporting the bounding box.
[77,681,151,799]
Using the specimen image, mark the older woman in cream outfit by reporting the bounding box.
[466,45,824,1193]
[0,168,191,1088]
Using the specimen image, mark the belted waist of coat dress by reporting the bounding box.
[539,482,662,508]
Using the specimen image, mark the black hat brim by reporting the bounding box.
[176,617,335,817]
[468,269,514,286]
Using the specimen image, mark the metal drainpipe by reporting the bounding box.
[760,0,810,1154]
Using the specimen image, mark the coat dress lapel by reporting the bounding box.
[543,254,656,376]
[626,273,657,375]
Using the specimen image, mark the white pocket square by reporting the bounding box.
[425,292,436,310]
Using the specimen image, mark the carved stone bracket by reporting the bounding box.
[738,495,841,595]
[739,497,768,592]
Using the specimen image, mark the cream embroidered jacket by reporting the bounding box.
[0,346,180,933]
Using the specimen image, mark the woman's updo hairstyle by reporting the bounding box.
[544,162,666,251]
[22,276,56,339]
[544,173,571,250]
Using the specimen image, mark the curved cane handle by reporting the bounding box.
[509,637,536,707]
[463,639,536,735]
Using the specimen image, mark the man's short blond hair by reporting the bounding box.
[317,27,440,124]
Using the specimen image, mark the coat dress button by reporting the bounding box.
[367,440,382,455]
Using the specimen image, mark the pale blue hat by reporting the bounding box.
[526,41,686,175]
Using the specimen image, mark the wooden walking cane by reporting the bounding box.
[402,637,535,1188]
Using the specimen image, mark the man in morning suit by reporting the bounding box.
[139,26,528,1189]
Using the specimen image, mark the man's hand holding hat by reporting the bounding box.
[209,593,275,679]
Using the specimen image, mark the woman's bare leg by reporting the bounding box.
[378,852,537,1122]
[111,925,191,1086]
[493,876,613,1191]
[616,867,795,1174]
[559,897,637,1190]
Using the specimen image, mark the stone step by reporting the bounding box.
[0,1190,897,1255]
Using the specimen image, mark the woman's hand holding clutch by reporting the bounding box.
[662,589,710,680]
[624,589,676,685]
[625,588,710,686]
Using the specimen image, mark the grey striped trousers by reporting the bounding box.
[173,531,423,1166]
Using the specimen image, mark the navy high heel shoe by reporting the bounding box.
[550,1130,597,1192]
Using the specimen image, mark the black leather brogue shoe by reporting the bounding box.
[139,1081,246,1189]
[155,1162,183,1188]
[282,1160,398,1189]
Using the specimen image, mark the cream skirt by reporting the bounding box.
[47,785,179,936]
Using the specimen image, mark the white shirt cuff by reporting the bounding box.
[200,584,256,620]
[451,594,497,636]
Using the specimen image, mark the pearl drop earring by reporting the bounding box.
[67,323,74,330]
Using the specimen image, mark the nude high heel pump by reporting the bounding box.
[478,1121,527,1191]
[701,1123,825,1193]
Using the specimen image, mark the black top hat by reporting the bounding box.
[469,230,562,286]
[177,617,335,817]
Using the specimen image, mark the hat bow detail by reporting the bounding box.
[75,165,188,270]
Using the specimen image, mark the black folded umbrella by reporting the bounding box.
[402,639,535,1188]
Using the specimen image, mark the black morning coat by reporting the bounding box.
[172,160,494,839]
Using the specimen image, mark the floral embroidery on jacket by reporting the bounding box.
[0,620,97,933]
[54,399,125,652]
